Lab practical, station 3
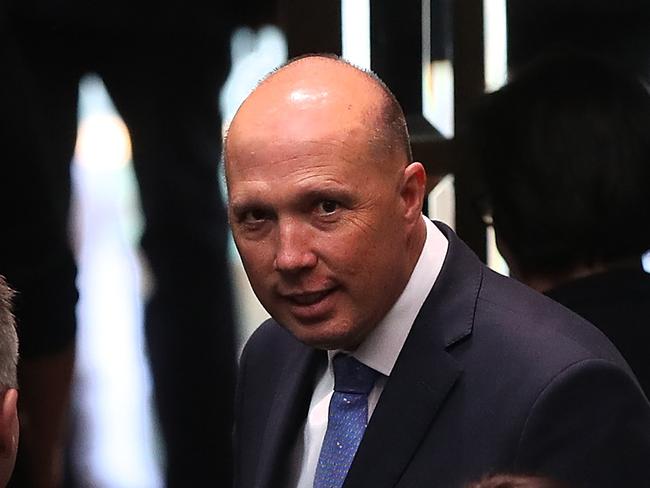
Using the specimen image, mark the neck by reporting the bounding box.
[406,217,428,274]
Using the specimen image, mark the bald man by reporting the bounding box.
[226,55,650,488]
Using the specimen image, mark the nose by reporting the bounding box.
[273,218,318,273]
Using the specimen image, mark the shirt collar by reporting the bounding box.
[328,216,449,376]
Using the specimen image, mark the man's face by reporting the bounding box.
[227,121,415,350]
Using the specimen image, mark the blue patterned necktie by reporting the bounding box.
[313,354,380,488]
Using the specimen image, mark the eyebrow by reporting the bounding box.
[229,184,356,214]
[299,187,355,206]
[229,198,272,216]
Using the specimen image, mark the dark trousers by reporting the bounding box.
[1,19,236,486]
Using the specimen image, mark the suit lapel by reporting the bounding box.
[344,329,462,488]
[255,342,324,488]
[344,222,484,488]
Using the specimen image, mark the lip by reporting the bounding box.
[280,287,338,322]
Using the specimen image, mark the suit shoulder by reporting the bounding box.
[473,268,631,371]
[241,318,283,352]
[514,357,650,486]
[239,318,307,374]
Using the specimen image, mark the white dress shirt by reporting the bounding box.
[288,216,449,488]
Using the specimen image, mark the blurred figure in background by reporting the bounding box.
[0,277,20,488]
[465,473,572,488]
[0,1,276,486]
[469,52,650,394]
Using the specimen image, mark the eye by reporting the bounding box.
[234,207,272,232]
[316,200,339,215]
[242,208,269,223]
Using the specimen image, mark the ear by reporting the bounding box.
[400,162,427,225]
[0,389,18,459]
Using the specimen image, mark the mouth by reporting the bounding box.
[279,286,338,322]
[286,289,334,305]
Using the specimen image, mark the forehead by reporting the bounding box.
[228,88,379,151]
[226,100,378,178]
[226,129,373,193]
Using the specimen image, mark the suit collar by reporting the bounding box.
[427,220,483,349]
[343,221,484,488]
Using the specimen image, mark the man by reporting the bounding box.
[226,55,650,488]
[469,52,650,394]
[0,276,19,487]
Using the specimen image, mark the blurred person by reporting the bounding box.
[0,1,276,486]
[465,473,572,488]
[0,277,20,487]
[469,52,650,394]
[227,55,650,488]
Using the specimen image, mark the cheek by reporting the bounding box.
[317,233,367,276]
[236,241,273,281]
[354,228,406,281]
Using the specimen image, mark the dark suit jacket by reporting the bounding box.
[234,222,650,488]
[546,265,650,395]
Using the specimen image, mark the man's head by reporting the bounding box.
[470,52,650,287]
[0,276,18,487]
[225,55,427,350]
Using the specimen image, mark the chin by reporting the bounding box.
[289,323,364,351]
[293,331,343,351]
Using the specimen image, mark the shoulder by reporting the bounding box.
[240,318,285,358]
[239,318,302,377]
[432,221,627,369]
[473,267,631,370]
[449,269,650,484]
[513,356,650,485]
[449,265,645,431]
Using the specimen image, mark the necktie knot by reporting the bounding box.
[333,354,379,395]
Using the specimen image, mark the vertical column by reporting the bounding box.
[452,0,486,260]
[370,1,441,146]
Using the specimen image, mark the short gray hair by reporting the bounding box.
[0,277,18,389]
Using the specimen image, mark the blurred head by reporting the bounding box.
[0,276,19,487]
[465,473,573,488]
[225,54,427,350]
[470,52,650,286]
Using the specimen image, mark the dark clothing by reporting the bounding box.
[1,8,238,485]
[546,264,650,395]
[234,222,650,488]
